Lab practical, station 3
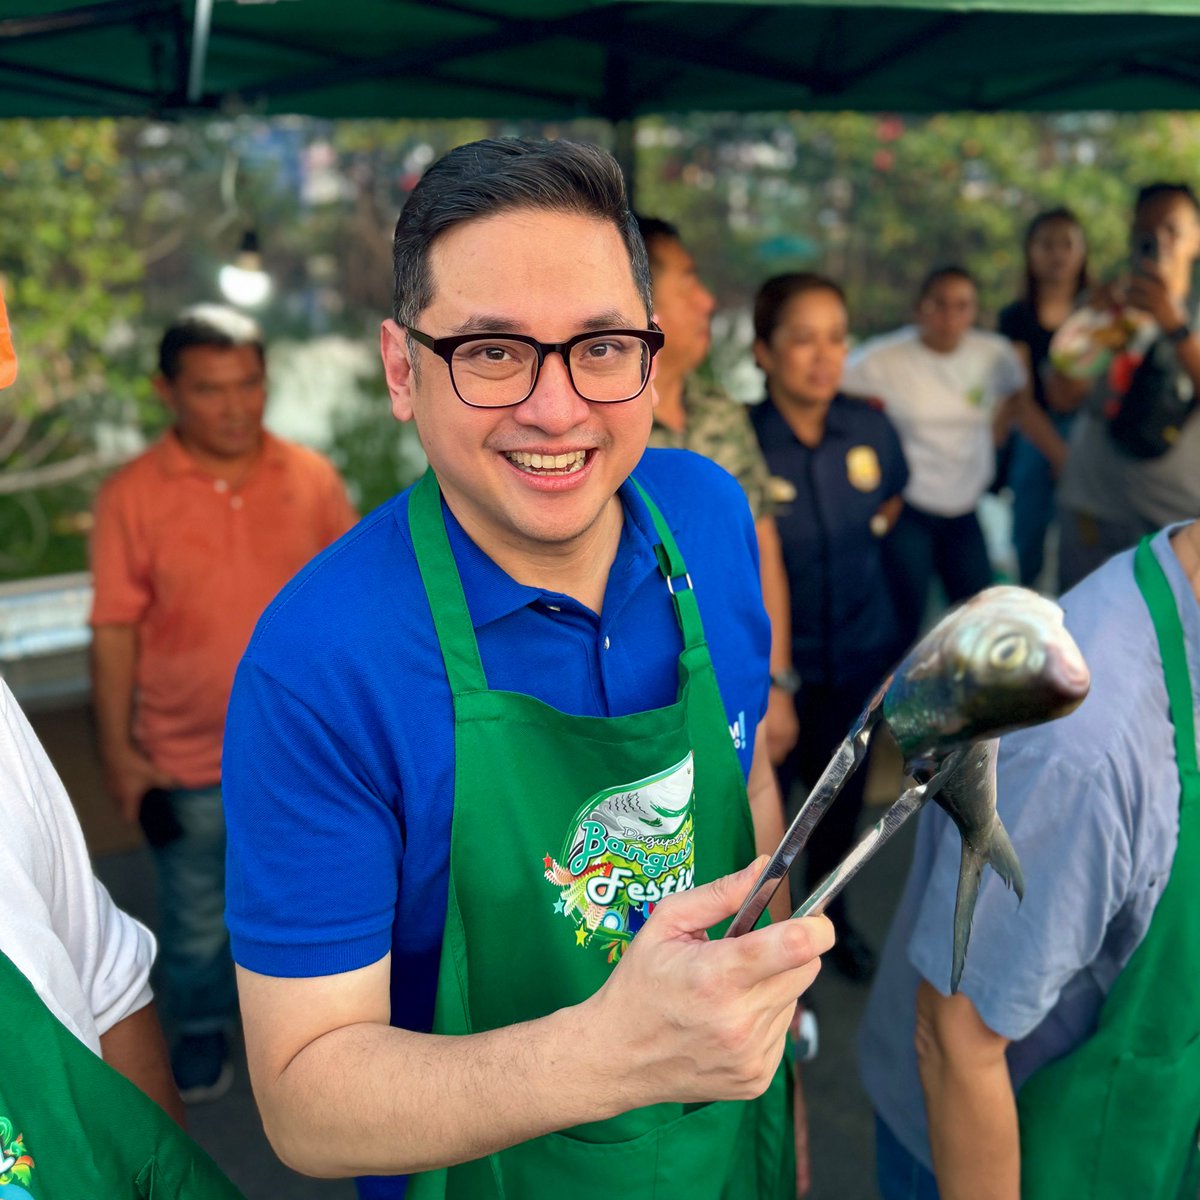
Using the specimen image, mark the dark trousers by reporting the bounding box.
[1009,414,1074,587]
[883,504,993,652]
[775,682,874,928]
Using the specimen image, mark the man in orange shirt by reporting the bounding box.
[89,306,356,1102]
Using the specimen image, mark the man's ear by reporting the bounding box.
[381,319,416,422]
[752,338,771,375]
[152,374,176,414]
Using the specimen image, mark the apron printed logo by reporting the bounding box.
[0,1117,33,1194]
[542,753,696,962]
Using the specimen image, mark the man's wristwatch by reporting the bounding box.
[770,668,802,694]
[1166,320,1193,346]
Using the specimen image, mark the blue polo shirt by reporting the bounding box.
[223,450,769,1180]
[750,393,908,690]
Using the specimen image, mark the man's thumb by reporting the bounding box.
[655,855,770,934]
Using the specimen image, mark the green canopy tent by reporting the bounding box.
[4,0,1200,125]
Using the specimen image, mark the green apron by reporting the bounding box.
[1018,535,1200,1199]
[0,948,244,1198]
[404,469,793,1200]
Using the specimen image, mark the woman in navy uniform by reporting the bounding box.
[751,272,909,982]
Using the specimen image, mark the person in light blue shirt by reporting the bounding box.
[858,524,1197,1199]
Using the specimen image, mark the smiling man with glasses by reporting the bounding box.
[222,137,830,1200]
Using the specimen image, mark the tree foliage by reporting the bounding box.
[5,109,1200,579]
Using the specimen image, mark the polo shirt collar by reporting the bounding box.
[437,473,664,631]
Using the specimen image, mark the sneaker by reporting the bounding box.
[172,1032,233,1104]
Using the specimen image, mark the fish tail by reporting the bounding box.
[985,817,1025,903]
[951,842,985,995]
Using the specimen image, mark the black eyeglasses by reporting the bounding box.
[405,324,665,409]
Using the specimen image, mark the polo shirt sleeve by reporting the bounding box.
[223,657,403,978]
[89,473,152,627]
[906,739,1133,1040]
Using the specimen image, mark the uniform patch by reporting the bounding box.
[846,445,882,492]
[542,753,695,963]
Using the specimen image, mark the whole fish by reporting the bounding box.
[730,586,1090,941]
[932,738,1024,993]
[883,586,1091,762]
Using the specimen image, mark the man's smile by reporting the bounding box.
[503,449,590,476]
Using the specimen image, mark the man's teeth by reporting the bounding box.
[505,450,587,473]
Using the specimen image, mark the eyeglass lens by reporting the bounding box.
[450,335,652,406]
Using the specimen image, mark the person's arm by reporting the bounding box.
[99,1000,185,1127]
[747,722,813,1196]
[90,624,175,823]
[238,860,833,1179]
[1009,387,1069,476]
[746,721,791,928]
[1125,262,1200,398]
[915,980,1017,1200]
[756,515,800,766]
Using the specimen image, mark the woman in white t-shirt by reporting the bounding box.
[843,266,1026,649]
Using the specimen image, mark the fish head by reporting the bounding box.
[885,587,1090,758]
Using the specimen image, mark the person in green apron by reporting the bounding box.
[222,136,834,1200]
[0,678,246,1197]
[858,518,1200,1200]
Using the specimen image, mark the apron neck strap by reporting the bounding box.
[409,469,489,694]
[407,470,709,697]
[1133,535,1199,782]
[628,476,708,653]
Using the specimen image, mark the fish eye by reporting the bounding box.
[989,633,1028,671]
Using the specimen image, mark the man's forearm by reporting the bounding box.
[755,516,793,675]
[921,1053,1019,1199]
[99,1002,185,1127]
[915,982,1019,1200]
[258,1007,626,1178]
[90,624,139,764]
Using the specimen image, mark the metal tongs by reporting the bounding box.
[726,584,1090,938]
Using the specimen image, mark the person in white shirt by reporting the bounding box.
[843,266,1026,649]
[0,678,182,1122]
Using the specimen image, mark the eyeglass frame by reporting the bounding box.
[403,323,666,409]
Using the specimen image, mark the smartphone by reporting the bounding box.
[138,787,184,848]
[1132,230,1159,266]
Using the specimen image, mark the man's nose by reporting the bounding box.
[514,351,591,433]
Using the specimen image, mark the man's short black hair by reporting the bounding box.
[917,264,976,301]
[1135,181,1200,217]
[633,214,682,270]
[392,138,653,335]
[158,305,265,380]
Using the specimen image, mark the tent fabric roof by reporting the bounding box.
[4,0,1200,120]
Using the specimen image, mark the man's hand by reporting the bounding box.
[585,857,834,1110]
[765,687,800,766]
[101,744,176,824]
[1126,261,1188,331]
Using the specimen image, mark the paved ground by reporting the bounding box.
[31,702,915,1200]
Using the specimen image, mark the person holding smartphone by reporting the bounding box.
[1050,183,1200,591]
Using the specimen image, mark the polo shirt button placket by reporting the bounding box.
[230,496,243,510]
[214,479,228,494]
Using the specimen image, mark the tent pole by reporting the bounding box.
[612,117,637,210]
[188,0,214,103]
